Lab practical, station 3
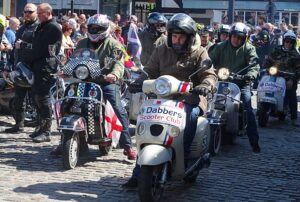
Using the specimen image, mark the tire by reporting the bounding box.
[99,145,112,156]
[258,107,269,127]
[209,125,222,156]
[62,131,80,170]
[138,165,165,202]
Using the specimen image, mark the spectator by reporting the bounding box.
[122,15,138,45]
[257,15,266,27]
[72,23,88,44]
[280,22,288,34]
[114,13,121,26]
[114,26,124,45]
[77,13,86,26]
[4,17,20,46]
[62,23,75,63]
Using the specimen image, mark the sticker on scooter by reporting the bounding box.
[257,81,285,96]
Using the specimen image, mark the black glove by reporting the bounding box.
[128,82,143,93]
[242,75,254,81]
[192,86,209,96]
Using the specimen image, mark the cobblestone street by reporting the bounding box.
[0,93,300,202]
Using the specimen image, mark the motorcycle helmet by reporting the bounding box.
[147,12,168,37]
[166,13,197,53]
[229,22,248,46]
[87,14,110,42]
[9,62,34,88]
[219,24,230,34]
[283,31,297,50]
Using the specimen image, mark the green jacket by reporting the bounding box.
[76,36,124,80]
[138,31,166,66]
[265,46,300,79]
[209,40,260,81]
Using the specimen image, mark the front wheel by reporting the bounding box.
[258,105,269,127]
[209,125,222,156]
[62,131,80,170]
[138,165,165,202]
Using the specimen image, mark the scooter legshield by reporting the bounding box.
[137,145,172,166]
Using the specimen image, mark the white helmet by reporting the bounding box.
[87,14,111,42]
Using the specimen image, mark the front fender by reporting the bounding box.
[137,145,172,166]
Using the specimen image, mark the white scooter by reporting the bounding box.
[257,66,295,127]
[135,61,211,202]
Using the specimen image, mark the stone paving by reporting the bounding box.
[0,92,299,202]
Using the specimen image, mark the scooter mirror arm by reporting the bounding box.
[235,61,258,75]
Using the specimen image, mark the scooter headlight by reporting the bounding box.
[168,126,180,137]
[222,87,231,95]
[75,65,89,80]
[218,68,230,80]
[137,122,146,135]
[268,66,278,76]
[155,78,171,96]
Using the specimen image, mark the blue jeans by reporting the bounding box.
[102,83,132,149]
[131,103,201,178]
[240,86,259,146]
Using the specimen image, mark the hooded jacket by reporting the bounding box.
[143,34,217,112]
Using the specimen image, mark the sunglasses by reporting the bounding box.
[285,40,293,44]
[24,10,35,14]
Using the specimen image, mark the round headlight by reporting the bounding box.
[268,66,278,76]
[137,122,146,135]
[222,87,231,95]
[75,65,89,80]
[155,78,171,96]
[168,126,180,137]
[218,68,230,80]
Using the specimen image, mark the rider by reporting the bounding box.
[51,14,136,160]
[208,24,230,53]
[209,22,261,153]
[264,31,300,127]
[123,13,217,188]
[138,12,167,66]
[4,3,39,133]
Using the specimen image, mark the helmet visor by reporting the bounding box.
[88,25,107,35]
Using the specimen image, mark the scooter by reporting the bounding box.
[53,48,123,169]
[257,66,295,127]
[135,60,212,202]
[208,63,257,145]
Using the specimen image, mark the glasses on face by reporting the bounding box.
[23,10,35,14]
[285,40,293,44]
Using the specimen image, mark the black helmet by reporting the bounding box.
[9,62,34,88]
[166,13,197,53]
[219,24,230,34]
[167,13,196,36]
[147,12,168,36]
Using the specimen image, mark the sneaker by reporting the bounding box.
[122,177,138,189]
[5,125,24,133]
[123,148,137,160]
[251,143,261,153]
[32,133,51,143]
[50,145,62,156]
[29,129,41,138]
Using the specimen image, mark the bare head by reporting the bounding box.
[37,3,53,23]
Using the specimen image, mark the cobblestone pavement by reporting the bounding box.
[0,92,299,202]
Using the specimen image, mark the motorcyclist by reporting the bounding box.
[199,26,214,51]
[138,12,167,66]
[208,24,230,53]
[264,31,300,127]
[51,14,136,160]
[123,13,217,188]
[209,22,261,153]
[4,3,39,133]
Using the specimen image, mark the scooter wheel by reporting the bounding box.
[209,125,222,156]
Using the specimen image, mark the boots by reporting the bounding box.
[29,114,41,138]
[5,113,24,133]
[32,119,52,143]
[123,148,137,160]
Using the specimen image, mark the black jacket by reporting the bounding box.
[14,20,39,65]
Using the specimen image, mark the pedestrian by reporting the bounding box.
[4,17,20,46]
[30,3,62,143]
[4,3,39,134]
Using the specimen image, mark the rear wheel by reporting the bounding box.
[138,165,165,202]
[209,125,222,156]
[62,131,80,170]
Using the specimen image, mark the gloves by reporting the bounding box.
[192,85,209,96]
[128,82,143,93]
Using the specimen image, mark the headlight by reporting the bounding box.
[75,65,89,80]
[168,126,180,137]
[155,78,171,96]
[268,66,278,76]
[218,68,230,80]
[137,122,146,135]
[222,87,231,95]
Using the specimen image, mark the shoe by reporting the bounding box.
[251,143,261,153]
[291,120,299,127]
[122,177,138,189]
[123,148,137,160]
[50,145,62,156]
[32,133,51,143]
[5,125,24,133]
[29,128,41,138]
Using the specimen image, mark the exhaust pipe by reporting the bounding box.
[184,153,211,177]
